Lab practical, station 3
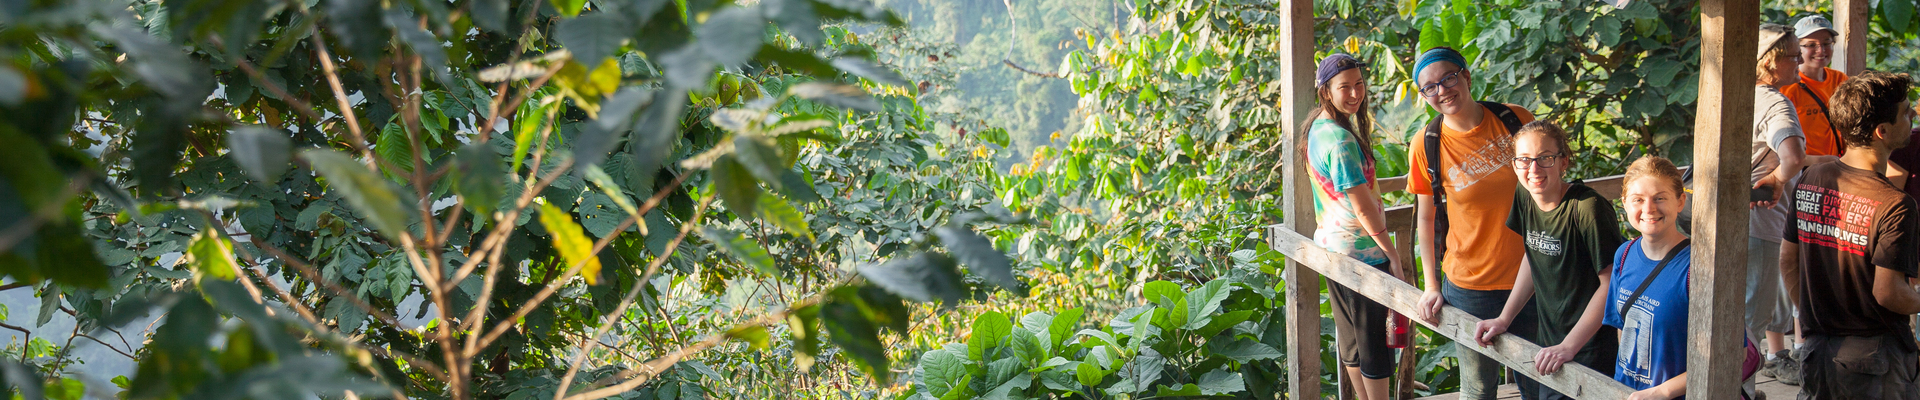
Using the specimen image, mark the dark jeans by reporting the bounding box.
[1799,334,1920,400]
[1443,279,1540,400]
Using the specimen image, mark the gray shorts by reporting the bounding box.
[1747,237,1794,336]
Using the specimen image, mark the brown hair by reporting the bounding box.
[1829,71,1914,148]
[1512,120,1570,156]
[1296,69,1376,162]
[1623,155,1684,196]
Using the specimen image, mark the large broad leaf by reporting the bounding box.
[1142,280,1183,306]
[1209,337,1283,362]
[699,227,778,276]
[763,0,824,46]
[822,294,892,384]
[0,360,44,400]
[788,82,880,111]
[383,9,452,82]
[576,86,653,171]
[1183,279,1235,329]
[856,252,966,305]
[1197,367,1246,395]
[629,90,687,189]
[917,348,970,399]
[967,311,1013,362]
[698,7,765,67]
[1049,308,1084,349]
[325,0,388,59]
[227,126,290,182]
[1112,348,1164,395]
[755,194,812,243]
[732,133,790,190]
[187,230,241,281]
[726,325,771,350]
[932,225,1025,296]
[557,12,630,67]
[1886,0,1916,35]
[537,202,604,285]
[453,143,505,219]
[551,0,586,17]
[1008,328,1045,365]
[301,149,413,241]
[710,156,762,216]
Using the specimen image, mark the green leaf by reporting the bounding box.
[1594,15,1622,47]
[454,143,505,219]
[932,226,1026,296]
[1049,308,1084,349]
[1009,328,1044,365]
[1886,0,1916,35]
[1209,337,1283,362]
[227,126,290,182]
[830,58,909,87]
[1641,56,1684,87]
[511,99,557,173]
[551,0,586,17]
[301,149,412,241]
[1075,360,1109,387]
[1195,309,1257,339]
[967,311,1013,362]
[384,9,452,82]
[788,82,880,112]
[1142,280,1183,305]
[557,12,630,67]
[1183,279,1235,329]
[1197,368,1246,395]
[822,294,892,384]
[583,164,642,220]
[699,227,778,276]
[1154,384,1204,397]
[187,230,240,281]
[856,252,967,305]
[726,325,771,350]
[470,0,510,32]
[538,202,604,285]
[919,348,970,398]
[755,195,812,243]
[698,7,765,67]
[733,133,790,190]
[710,155,761,216]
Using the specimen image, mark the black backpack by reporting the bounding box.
[1422,101,1525,268]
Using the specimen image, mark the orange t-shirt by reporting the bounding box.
[1408,103,1534,291]
[1783,67,1850,156]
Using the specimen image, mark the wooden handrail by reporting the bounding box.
[1266,226,1636,399]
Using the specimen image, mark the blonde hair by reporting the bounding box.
[1623,155,1684,195]
[1757,24,1796,83]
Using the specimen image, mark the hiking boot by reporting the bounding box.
[1778,348,1805,386]
[1761,350,1786,378]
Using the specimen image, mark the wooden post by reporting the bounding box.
[1833,0,1869,74]
[1279,0,1319,397]
[1688,0,1757,398]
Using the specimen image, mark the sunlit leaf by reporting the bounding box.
[187,230,240,281]
[710,156,761,216]
[756,194,812,243]
[788,82,880,111]
[966,311,1012,362]
[856,252,965,305]
[301,149,413,241]
[537,201,604,285]
[700,227,777,276]
[551,0,586,17]
[726,325,771,350]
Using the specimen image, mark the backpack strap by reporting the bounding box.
[1479,101,1526,134]
[1795,81,1841,145]
[1424,118,1446,199]
[1623,239,1692,312]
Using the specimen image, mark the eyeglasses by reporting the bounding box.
[1419,71,1464,98]
[1513,152,1564,169]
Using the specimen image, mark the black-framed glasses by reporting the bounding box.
[1419,70,1464,98]
[1513,152,1564,169]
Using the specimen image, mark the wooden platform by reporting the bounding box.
[1412,375,1801,400]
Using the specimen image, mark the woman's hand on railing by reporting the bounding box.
[1417,289,1445,323]
[1534,342,1578,375]
[1471,317,1510,347]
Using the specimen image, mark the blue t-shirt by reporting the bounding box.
[1603,239,1691,396]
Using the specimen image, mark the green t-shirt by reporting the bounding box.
[1507,183,1624,365]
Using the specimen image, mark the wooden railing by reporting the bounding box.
[1267,170,1681,399]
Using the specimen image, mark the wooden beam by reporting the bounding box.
[1688,0,1757,398]
[1278,0,1319,397]
[1834,0,1870,74]
[1265,227,1637,399]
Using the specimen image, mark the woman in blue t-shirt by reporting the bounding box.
[1534,156,1694,399]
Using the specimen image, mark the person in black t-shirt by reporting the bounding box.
[1781,71,1920,398]
[1471,121,1624,400]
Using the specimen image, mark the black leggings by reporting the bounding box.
[1329,261,1396,379]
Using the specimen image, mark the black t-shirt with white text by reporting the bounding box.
[1784,161,1920,346]
[1508,183,1624,365]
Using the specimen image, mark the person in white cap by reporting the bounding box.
[1784,15,1848,158]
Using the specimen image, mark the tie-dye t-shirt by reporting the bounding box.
[1307,118,1388,265]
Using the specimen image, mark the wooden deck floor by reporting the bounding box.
[1412,375,1800,400]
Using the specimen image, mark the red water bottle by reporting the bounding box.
[1386,311,1411,349]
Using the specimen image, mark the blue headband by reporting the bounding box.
[1315,54,1363,88]
[1413,47,1467,79]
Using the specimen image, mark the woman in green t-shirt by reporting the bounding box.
[1301,53,1409,400]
